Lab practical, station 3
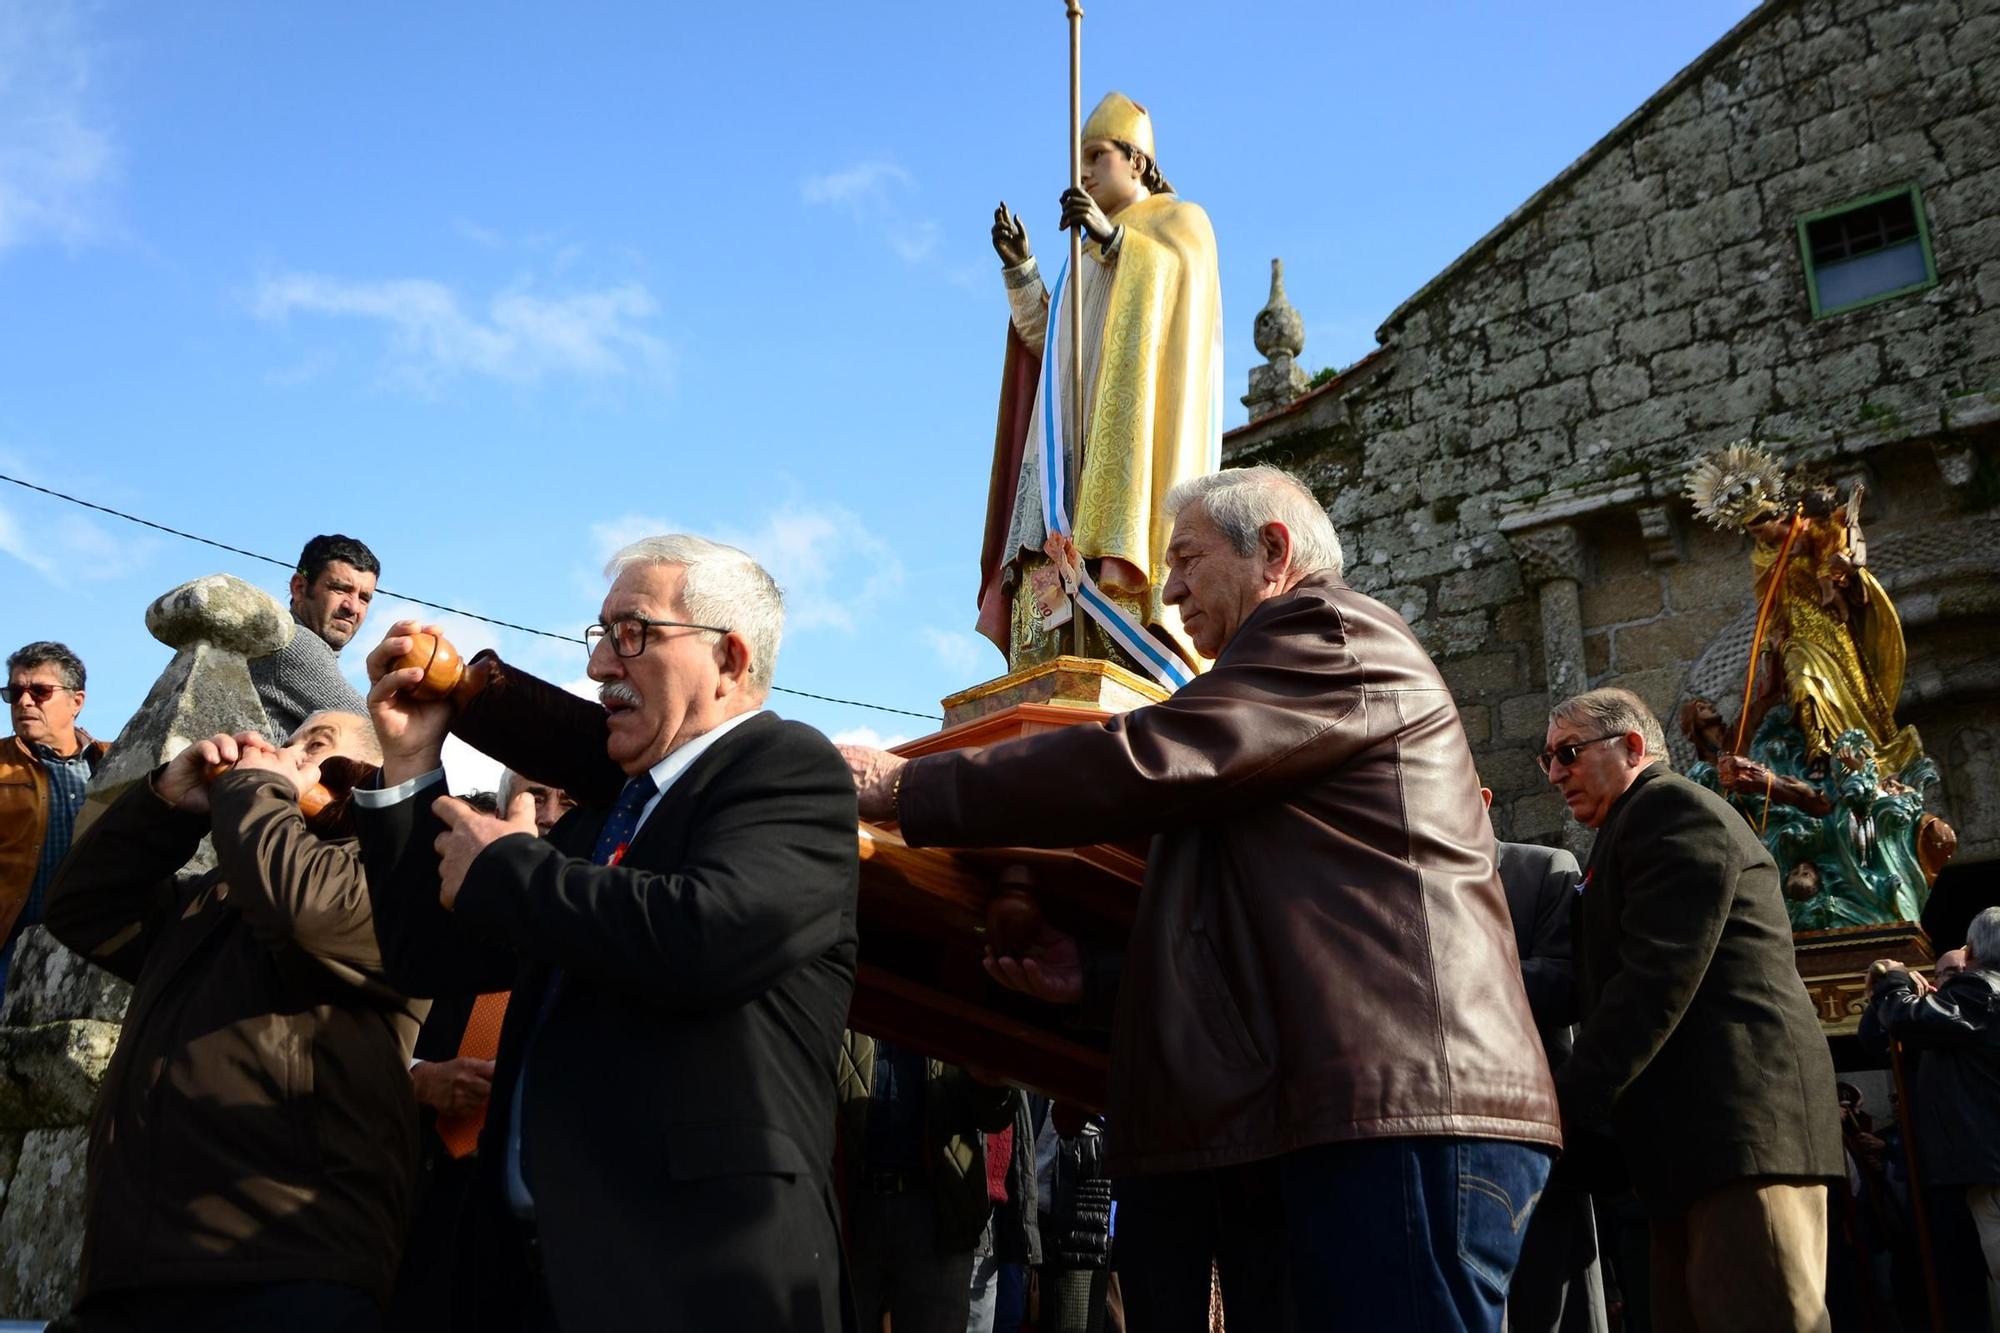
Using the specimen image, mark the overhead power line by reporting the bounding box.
[1,470,943,724]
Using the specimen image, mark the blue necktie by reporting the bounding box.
[507,770,659,1215]
[590,771,659,865]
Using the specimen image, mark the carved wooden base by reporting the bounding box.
[1795,921,1934,1035]
[850,658,1161,1109]
[938,655,1167,729]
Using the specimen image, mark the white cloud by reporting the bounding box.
[0,504,57,579]
[887,219,941,264]
[749,502,903,633]
[920,627,986,674]
[251,271,672,390]
[263,348,337,388]
[452,218,507,249]
[801,161,912,208]
[828,725,910,750]
[589,500,904,637]
[0,1,117,255]
[801,158,942,268]
[443,734,505,797]
[0,498,158,586]
[557,674,599,701]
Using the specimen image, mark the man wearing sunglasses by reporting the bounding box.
[1544,687,1841,1333]
[0,641,109,994]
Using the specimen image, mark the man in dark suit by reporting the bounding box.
[354,533,859,1333]
[1544,687,1842,1333]
[1481,787,1606,1333]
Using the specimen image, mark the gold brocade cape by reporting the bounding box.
[1753,533,1922,774]
[977,193,1222,668]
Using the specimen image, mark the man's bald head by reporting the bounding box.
[288,711,381,765]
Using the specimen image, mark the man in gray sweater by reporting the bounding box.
[250,534,379,737]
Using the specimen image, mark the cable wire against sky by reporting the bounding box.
[0,471,943,723]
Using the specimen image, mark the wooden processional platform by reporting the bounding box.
[848,656,1165,1111]
[1796,921,1935,1035]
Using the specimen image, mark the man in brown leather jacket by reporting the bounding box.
[46,711,425,1332]
[1,641,109,993]
[844,466,1560,1332]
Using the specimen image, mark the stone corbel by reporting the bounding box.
[1636,504,1681,565]
[1936,446,1977,492]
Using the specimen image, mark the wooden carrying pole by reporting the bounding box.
[1067,0,1086,656]
[1889,1037,1947,1332]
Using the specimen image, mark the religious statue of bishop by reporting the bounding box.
[974,91,1222,691]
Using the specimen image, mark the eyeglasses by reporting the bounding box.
[584,615,732,659]
[1536,734,1625,774]
[3,682,74,705]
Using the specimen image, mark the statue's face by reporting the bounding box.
[1081,137,1144,216]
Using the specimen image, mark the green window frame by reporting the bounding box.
[1796,184,1938,318]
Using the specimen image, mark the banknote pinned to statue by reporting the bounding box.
[1679,443,1956,930]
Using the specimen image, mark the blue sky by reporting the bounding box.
[1,0,1758,789]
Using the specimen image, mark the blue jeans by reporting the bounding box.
[1284,1136,1554,1332]
[1115,1137,1552,1333]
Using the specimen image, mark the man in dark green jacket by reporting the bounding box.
[836,1031,1019,1333]
[1544,687,1841,1333]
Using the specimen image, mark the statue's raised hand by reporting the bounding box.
[1059,186,1116,247]
[992,202,1031,268]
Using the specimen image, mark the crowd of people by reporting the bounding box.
[1,465,1995,1332]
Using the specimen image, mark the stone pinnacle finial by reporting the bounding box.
[88,574,290,809]
[145,575,294,656]
[1243,257,1311,418]
[1253,258,1305,360]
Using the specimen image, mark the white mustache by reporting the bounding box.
[599,682,643,710]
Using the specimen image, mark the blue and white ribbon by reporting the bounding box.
[1040,256,1197,692]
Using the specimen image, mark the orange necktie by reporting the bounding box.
[435,990,510,1159]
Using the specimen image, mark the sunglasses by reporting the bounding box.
[3,682,75,705]
[1535,734,1624,775]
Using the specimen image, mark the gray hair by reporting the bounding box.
[290,710,382,764]
[1164,466,1343,578]
[1968,906,2000,968]
[7,641,85,692]
[1548,688,1668,766]
[606,534,785,696]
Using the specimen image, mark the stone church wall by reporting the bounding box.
[1227,0,2000,850]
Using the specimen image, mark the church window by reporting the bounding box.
[1797,185,1937,317]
